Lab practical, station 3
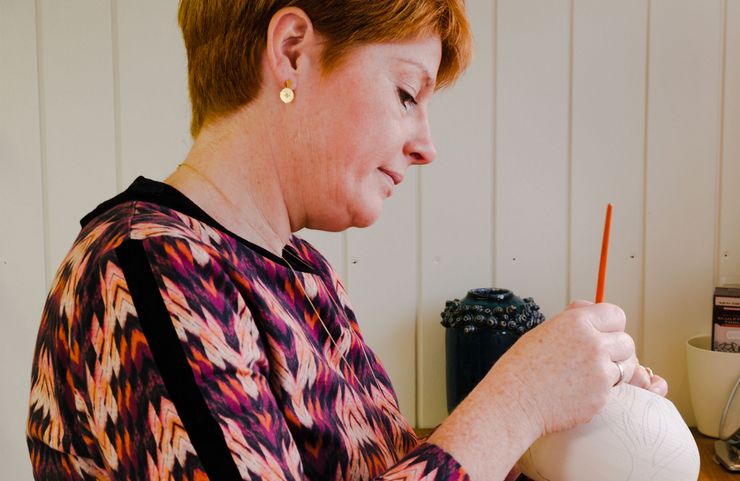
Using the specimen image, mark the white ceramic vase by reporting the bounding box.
[519,383,700,481]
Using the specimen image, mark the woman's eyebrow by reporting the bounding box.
[396,57,436,87]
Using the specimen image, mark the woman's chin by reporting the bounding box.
[305,205,382,232]
[350,204,383,229]
[350,216,378,229]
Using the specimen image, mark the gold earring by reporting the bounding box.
[279,80,295,104]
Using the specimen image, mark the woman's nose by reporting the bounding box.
[405,114,436,165]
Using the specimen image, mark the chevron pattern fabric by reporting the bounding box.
[26,178,470,481]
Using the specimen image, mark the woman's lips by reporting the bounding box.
[378,168,402,185]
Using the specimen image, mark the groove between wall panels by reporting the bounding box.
[35,0,50,288]
[491,0,499,288]
[566,0,575,306]
[715,0,728,286]
[639,0,652,359]
[111,0,123,193]
[414,171,423,427]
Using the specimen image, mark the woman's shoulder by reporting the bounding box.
[78,198,226,257]
[77,176,240,260]
[42,199,234,322]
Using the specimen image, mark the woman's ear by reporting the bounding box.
[265,7,318,90]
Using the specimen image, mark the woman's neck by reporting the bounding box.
[164,116,293,256]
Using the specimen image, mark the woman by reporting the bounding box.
[26,1,667,480]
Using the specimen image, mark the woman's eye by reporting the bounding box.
[397,88,417,110]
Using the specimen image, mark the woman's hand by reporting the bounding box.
[491,300,636,437]
[429,299,638,480]
[627,357,668,396]
[552,301,668,397]
[561,301,669,398]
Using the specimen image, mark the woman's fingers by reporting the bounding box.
[627,359,652,389]
[595,331,635,386]
[608,354,636,387]
[585,303,627,333]
[625,359,669,397]
[603,332,635,362]
[566,299,593,310]
[567,301,625,332]
[648,374,669,396]
[567,301,636,386]
[628,364,668,396]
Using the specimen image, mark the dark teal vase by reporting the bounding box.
[441,288,545,413]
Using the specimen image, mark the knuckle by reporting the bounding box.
[568,299,592,309]
[570,309,592,330]
[553,311,578,331]
[614,332,633,354]
[624,334,636,353]
[608,304,627,325]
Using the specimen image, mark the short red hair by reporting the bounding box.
[178,0,472,137]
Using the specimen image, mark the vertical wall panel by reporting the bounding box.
[570,0,647,350]
[116,0,191,187]
[720,0,740,286]
[0,2,45,479]
[419,0,494,426]
[495,0,571,318]
[644,0,723,422]
[346,176,418,422]
[40,0,118,280]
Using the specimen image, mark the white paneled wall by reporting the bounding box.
[495,0,571,318]
[421,0,494,426]
[721,0,740,285]
[346,178,420,419]
[643,0,724,423]
[2,1,739,479]
[115,0,192,188]
[40,0,119,282]
[570,0,647,350]
[0,2,45,477]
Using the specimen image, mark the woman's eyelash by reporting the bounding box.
[397,88,417,109]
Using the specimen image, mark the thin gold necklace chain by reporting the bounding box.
[178,163,282,253]
[283,253,401,460]
[282,251,383,397]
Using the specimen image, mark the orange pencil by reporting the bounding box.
[595,203,613,303]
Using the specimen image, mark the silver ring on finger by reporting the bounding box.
[613,360,625,387]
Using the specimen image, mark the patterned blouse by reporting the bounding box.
[26,177,470,481]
